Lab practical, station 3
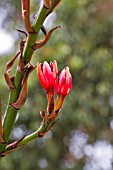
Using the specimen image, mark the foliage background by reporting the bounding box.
[0,0,113,169]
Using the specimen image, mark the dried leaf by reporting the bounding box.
[22,0,30,15]
[0,148,17,157]
[16,29,28,37]
[4,52,20,89]
[0,135,26,157]
[43,0,52,8]
[7,134,26,149]
[23,10,35,33]
[11,64,35,110]
[47,0,62,16]
[22,0,35,33]
[32,26,61,50]
[17,55,25,73]
[20,39,26,53]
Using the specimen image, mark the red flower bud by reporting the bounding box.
[55,67,72,96]
[37,60,58,93]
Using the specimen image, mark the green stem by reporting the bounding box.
[0,0,62,154]
[23,6,48,64]
[0,5,49,153]
[6,121,51,151]
[18,121,50,146]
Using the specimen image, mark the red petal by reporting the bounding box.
[52,60,58,79]
[43,61,53,88]
[37,63,47,90]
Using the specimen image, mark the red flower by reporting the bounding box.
[55,67,72,96]
[37,60,58,93]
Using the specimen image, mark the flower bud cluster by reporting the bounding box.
[37,60,72,119]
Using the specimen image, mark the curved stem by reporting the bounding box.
[6,120,51,151]
[17,121,51,146]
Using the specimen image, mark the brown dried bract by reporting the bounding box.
[7,134,26,149]
[43,0,52,8]
[17,55,25,73]
[32,26,61,50]
[0,135,26,157]
[22,0,35,33]
[47,0,62,16]
[4,52,21,89]
[11,64,35,110]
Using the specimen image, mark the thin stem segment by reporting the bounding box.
[6,120,51,152]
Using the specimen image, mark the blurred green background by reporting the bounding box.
[0,0,113,169]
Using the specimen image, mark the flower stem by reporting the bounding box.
[0,0,62,154]
[47,90,54,114]
[6,121,51,151]
[0,5,49,153]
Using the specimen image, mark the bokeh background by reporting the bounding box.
[0,0,113,169]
